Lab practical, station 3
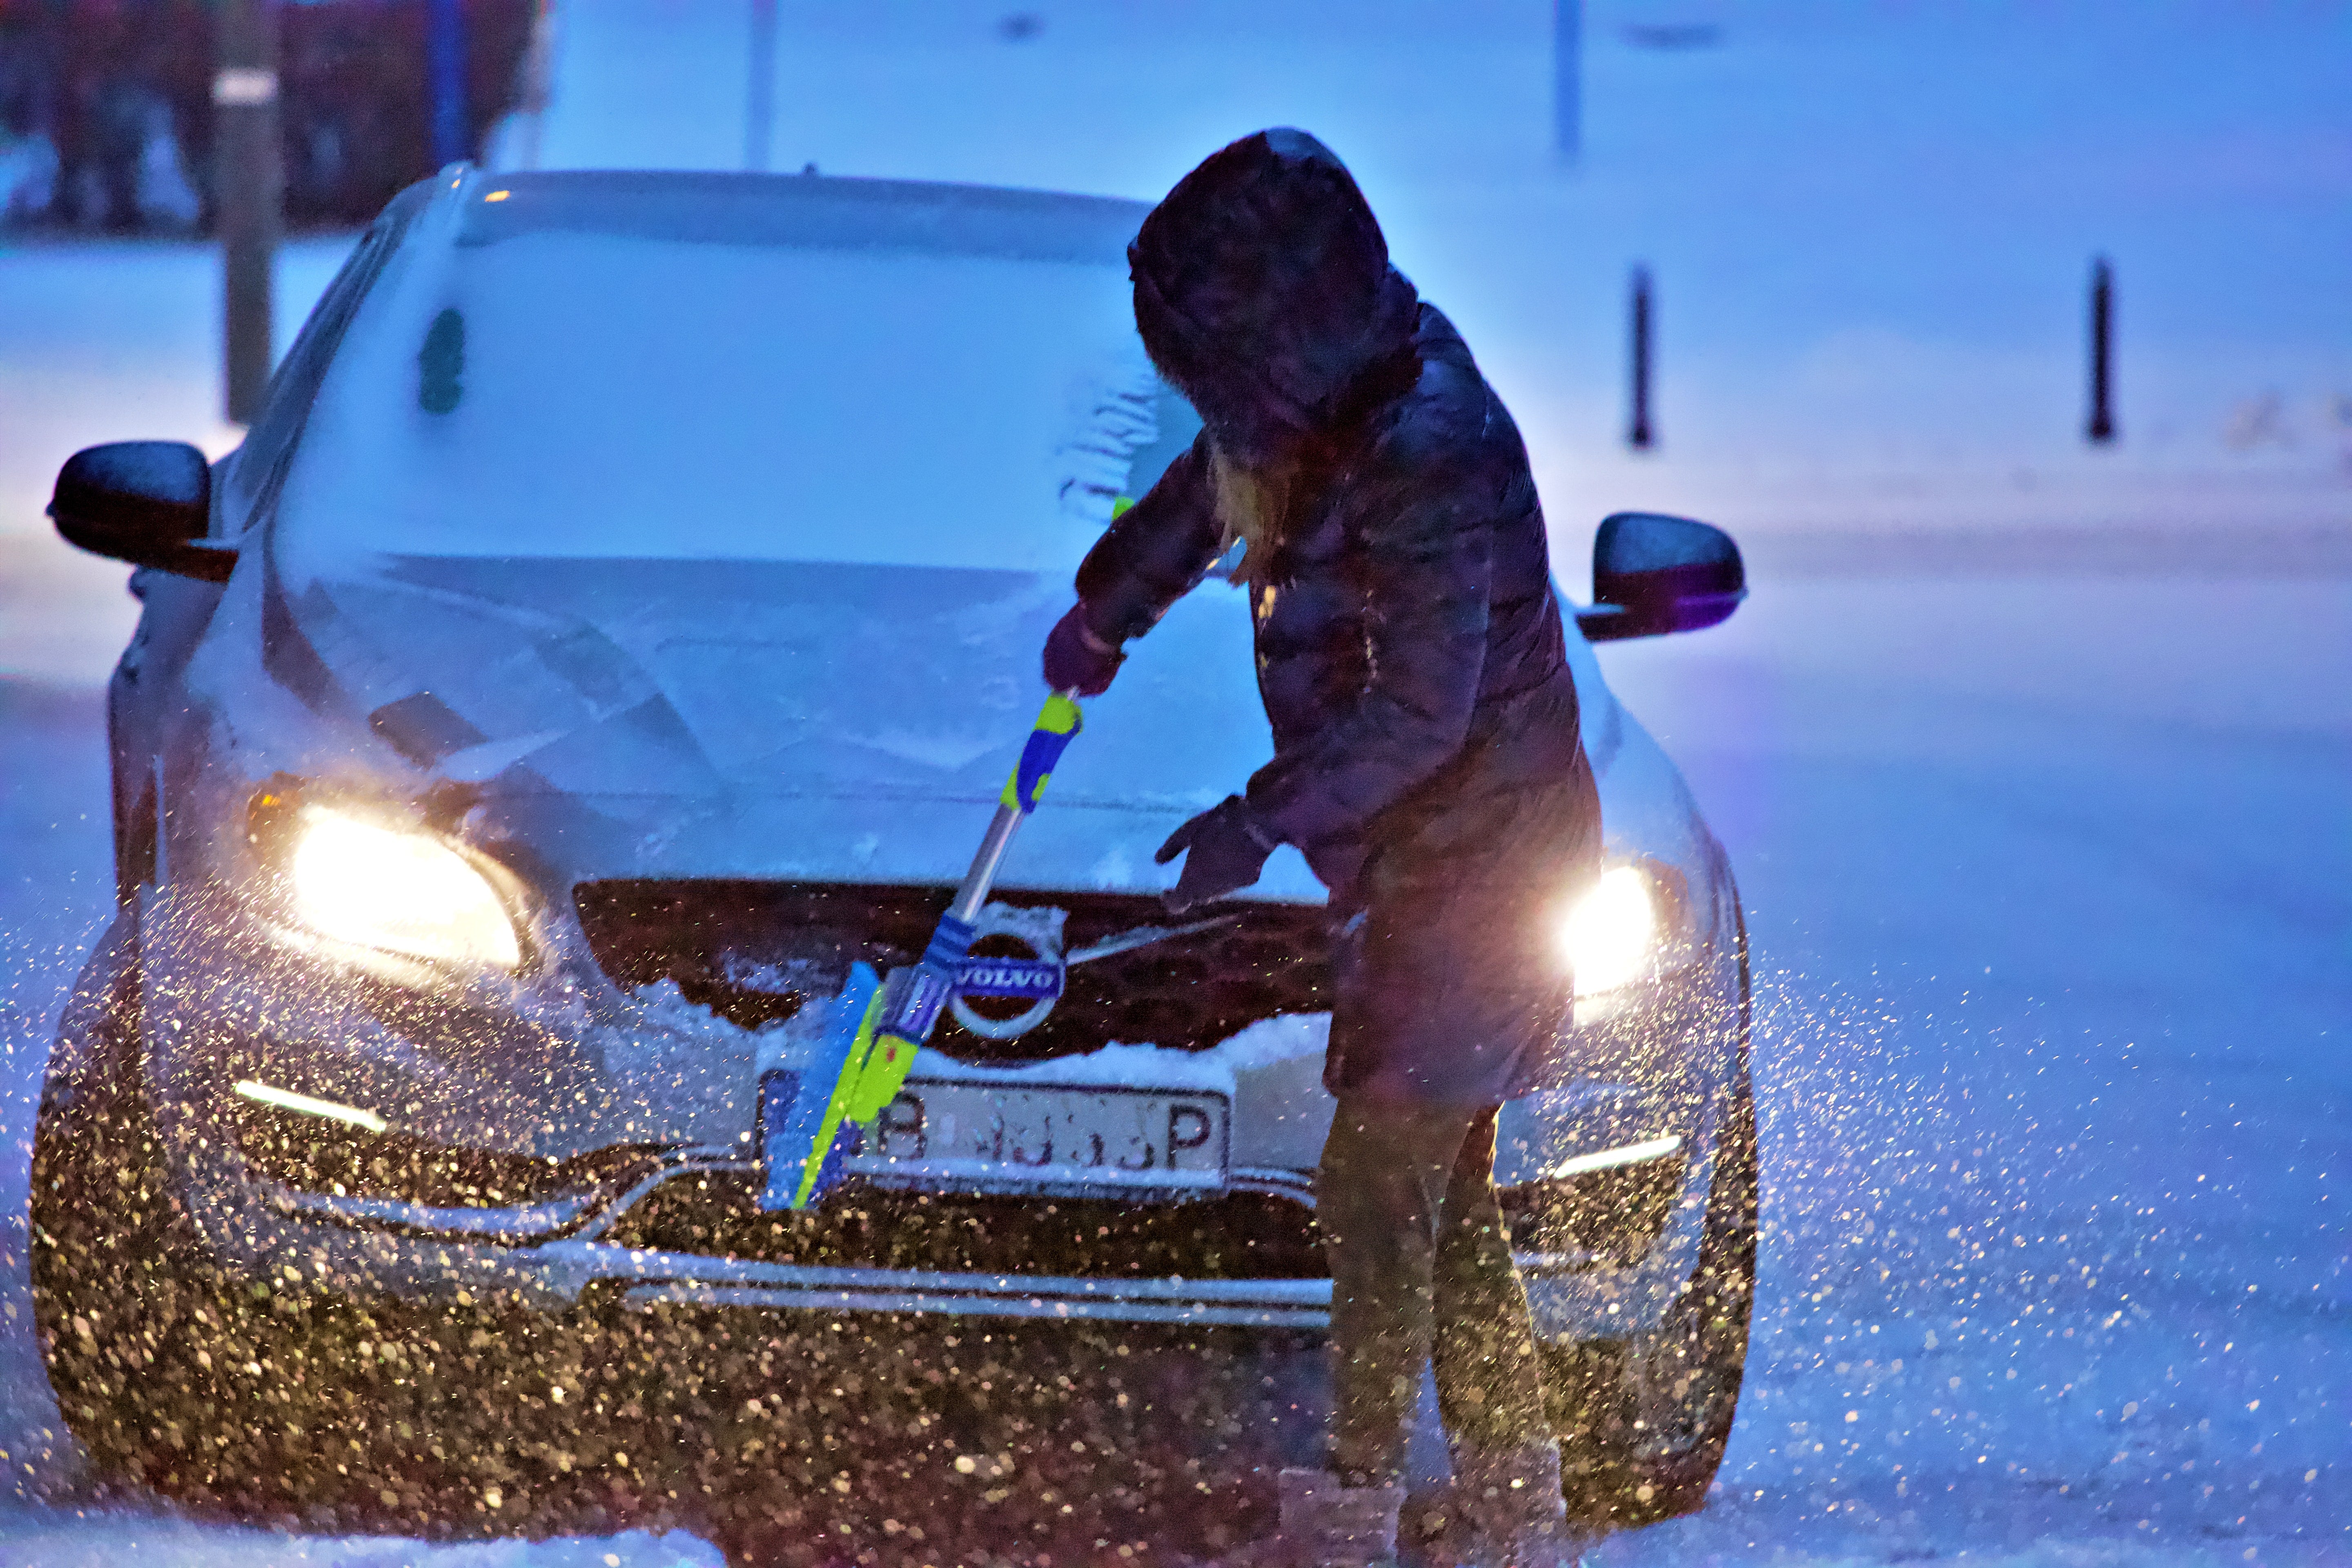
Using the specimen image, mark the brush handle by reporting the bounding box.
[840,690,1083,1123]
[950,690,1082,920]
[772,691,1089,1206]
[949,806,1024,927]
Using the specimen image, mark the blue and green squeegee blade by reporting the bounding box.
[759,962,880,1212]
[761,690,1083,1211]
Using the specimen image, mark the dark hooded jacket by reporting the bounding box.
[1073,130,1599,1106]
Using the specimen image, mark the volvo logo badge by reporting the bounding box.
[945,904,1247,1043]
[950,902,1067,1040]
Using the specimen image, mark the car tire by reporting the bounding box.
[29,910,211,1494]
[29,914,664,1535]
[1540,908,1758,1526]
[27,912,348,1512]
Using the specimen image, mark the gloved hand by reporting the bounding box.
[1042,603,1124,697]
[1156,795,1278,913]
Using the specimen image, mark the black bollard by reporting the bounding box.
[2087,256,2116,444]
[1628,265,1655,450]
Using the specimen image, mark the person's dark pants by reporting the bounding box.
[1317,1098,1552,1488]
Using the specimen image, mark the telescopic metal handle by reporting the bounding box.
[949,804,1023,923]
[947,688,1081,923]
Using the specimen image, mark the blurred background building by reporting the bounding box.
[0,0,542,232]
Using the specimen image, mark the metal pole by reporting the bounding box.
[215,0,281,425]
[1628,265,1655,450]
[427,0,470,167]
[2086,256,2116,444]
[1553,0,1582,163]
[506,0,557,172]
[746,0,779,172]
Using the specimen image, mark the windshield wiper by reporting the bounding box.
[1064,914,1241,967]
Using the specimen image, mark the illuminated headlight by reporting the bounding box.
[288,807,521,969]
[1557,864,1659,997]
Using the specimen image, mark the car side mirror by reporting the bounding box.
[50,441,237,584]
[1574,512,1745,642]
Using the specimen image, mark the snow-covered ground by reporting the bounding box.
[0,236,358,685]
[0,1,2345,1562]
[1590,575,2350,1567]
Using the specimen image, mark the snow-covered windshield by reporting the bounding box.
[273,174,1196,577]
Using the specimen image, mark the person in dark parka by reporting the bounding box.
[1042,129,1598,1568]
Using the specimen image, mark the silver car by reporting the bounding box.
[37,167,1754,1542]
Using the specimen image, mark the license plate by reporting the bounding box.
[840,1079,1229,1194]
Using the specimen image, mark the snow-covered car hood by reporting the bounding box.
[226,551,1317,896]
[187,544,1704,906]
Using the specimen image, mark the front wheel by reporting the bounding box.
[29,914,662,1536]
[30,912,209,1492]
[1541,1063,1757,1524]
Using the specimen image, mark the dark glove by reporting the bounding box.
[1155,795,1278,913]
[1042,603,1125,697]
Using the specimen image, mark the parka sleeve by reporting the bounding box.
[1073,431,1225,644]
[1242,439,1494,853]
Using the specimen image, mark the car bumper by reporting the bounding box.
[133,884,1744,1341]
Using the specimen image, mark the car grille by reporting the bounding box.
[573,880,1331,1062]
[601,1173,1329,1281]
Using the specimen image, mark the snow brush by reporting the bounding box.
[761,689,1084,1210]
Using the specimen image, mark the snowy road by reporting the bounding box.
[1591,574,2350,1566]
